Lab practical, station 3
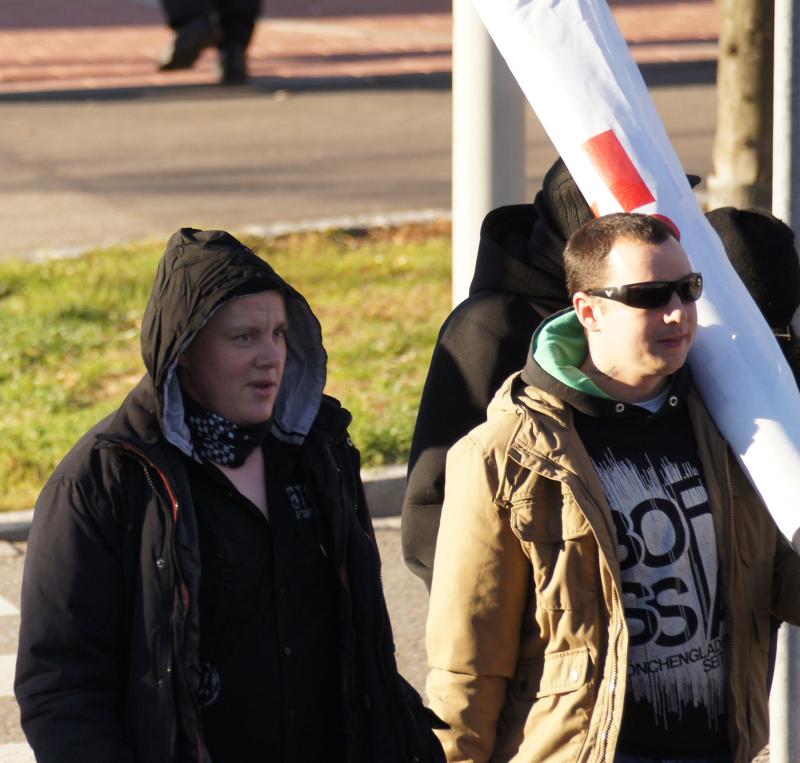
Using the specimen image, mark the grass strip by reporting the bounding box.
[0,223,451,511]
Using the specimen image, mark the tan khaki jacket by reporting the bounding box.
[426,373,800,763]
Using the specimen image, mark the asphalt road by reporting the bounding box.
[0,74,715,260]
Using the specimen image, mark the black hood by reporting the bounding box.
[469,158,593,314]
[140,228,327,454]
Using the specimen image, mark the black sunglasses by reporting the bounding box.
[584,272,703,309]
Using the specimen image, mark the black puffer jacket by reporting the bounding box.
[400,160,593,588]
[16,229,444,763]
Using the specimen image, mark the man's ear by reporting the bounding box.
[573,292,602,332]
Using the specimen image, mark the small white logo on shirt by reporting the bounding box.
[285,484,313,520]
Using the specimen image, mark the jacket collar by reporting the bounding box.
[522,308,694,420]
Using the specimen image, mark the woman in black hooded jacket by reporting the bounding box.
[15,228,444,763]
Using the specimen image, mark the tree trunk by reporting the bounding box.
[707,0,774,210]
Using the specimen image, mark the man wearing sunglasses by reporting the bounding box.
[426,212,800,763]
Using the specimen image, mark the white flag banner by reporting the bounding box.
[471,0,800,548]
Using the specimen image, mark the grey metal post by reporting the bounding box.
[770,1,800,760]
[451,0,526,306]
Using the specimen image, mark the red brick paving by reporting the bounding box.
[0,0,718,95]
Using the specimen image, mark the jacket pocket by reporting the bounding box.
[512,647,591,700]
[495,648,592,762]
[732,466,775,569]
[510,487,597,612]
[733,478,775,613]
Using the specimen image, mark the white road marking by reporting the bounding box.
[0,654,15,698]
[0,743,34,762]
[372,516,401,530]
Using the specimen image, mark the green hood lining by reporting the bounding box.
[532,310,611,399]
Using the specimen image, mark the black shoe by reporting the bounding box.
[159,18,220,71]
[218,46,249,85]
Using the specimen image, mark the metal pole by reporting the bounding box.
[770,625,800,762]
[451,0,526,306]
[770,1,800,760]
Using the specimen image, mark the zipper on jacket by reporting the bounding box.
[599,585,623,763]
[723,449,735,589]
[722,449,740,758]
[141,464,187,609]
[118,443,188,605]
[109,441,195,757]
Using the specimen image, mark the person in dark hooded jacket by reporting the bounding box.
[706,206,800,385]
[400,158,593,588]
[706,205,800,690]
[400,159,705,590]
[15,228,444,763]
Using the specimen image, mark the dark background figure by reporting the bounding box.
[706,205,800,691]
[706,206,800,385]
[400,158,594,589]
[158,0,261,84]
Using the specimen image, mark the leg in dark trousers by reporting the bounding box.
[160,0,213,31]
[158,0,219,72]
[213,0,262,84]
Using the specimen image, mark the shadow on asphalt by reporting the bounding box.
[640,59,717,87]
[0,73,451,104]
[0,61,715,105]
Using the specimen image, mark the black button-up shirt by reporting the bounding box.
[187,434,342,762]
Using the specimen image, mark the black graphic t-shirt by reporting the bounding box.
[574,399,730,757]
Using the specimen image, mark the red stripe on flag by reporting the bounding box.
[583,130,655,212]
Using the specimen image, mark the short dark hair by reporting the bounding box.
[564,213,677,296]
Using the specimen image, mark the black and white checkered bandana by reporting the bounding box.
[183,395,270,467]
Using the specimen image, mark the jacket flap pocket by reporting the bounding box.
[536,648,590,697]
[511,491,590,542]
[513,648,591,699]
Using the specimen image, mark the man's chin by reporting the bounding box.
[652,341,691,363]
[651,357,688,379]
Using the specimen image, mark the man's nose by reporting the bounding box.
[255,337,280,365]
[663,292,685,322]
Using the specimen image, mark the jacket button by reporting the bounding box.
[570,669,580,683]
[284,646,292,656]
[157,679,165,688]
[615,403,625,414]
[668,395,678,407]
[155,558,166,570]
